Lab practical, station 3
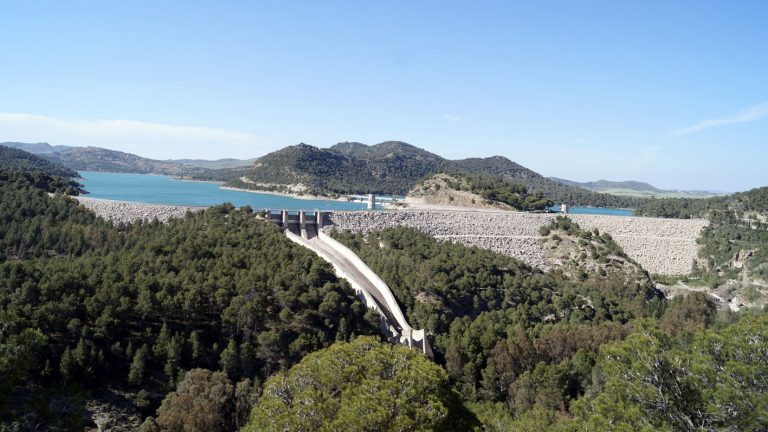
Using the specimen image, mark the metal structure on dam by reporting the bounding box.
[265,209,433,357]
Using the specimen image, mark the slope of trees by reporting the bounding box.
[563,313,768,431]
[332,223,665,414]
[634,186,768,218]
[0,177,377,429]
[195,141,647,208]
[0,145,79,179]
[3,166,766,430]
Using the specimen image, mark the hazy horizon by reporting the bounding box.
[1,1,766,192]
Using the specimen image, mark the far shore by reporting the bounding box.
[219,185,356,202]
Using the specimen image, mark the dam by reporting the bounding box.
[327,210,709,275]
[266,210,433,356]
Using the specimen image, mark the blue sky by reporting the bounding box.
[1,1,766,191]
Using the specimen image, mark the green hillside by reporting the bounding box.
[43,146,204,176]
[205,141,645,208]
[1,141,76,154]
[0,145,79,178]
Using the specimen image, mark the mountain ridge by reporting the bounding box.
[211,141,645,208]
[550,177,722,198]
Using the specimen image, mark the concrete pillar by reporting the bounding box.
[299,211,306,227]
[368,193,375,210]
[281,210,288,226]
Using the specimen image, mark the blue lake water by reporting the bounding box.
[548,205,633,216]
[78,172,633,215]
[78,171,368,211]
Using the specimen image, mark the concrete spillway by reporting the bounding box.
[285,227,433,357]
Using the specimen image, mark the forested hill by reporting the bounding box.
[1,141,76,154]
[5,142,210,176]
[0,172,378,429]
[0,145,79,178]
[2,168,767,430]
[635,186,768,218]
[43,146,205,176]
[550,177,721,199]
[205,141,645,207]
[552,178,662,192]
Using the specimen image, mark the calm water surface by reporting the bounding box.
[78,171,368,211]
[79,172,633,215]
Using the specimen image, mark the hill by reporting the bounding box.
[635,186,768,219]
[43,146,203,176]
[217,142,446,195]
[0,145,79,178]
[550,177,721,198]
[169,157,257,169]
[1,141,76,154]
[210,141,644,208]
[407,172,552,211]
[5,142,214,176]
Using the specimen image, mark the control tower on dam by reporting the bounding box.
[264,209,433,357]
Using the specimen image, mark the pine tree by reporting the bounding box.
[129,345,149,385]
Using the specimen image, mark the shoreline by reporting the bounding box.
[219,185,355,202]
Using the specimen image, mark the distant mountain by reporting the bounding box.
[5,142,221,176]
[43,147,202,176]
[550,177,721,199]
[0,145,79,178]
[1,142,76,154]
[169,158,257,170]
[207,141,645,208]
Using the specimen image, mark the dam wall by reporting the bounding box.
[328,210,709,275]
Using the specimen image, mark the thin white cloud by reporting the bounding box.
[0,112,278,159]
[672,102,768,135]
[442,113,462,123]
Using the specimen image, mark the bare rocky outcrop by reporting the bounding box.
[328,210,708,275]
[405,173,511,210]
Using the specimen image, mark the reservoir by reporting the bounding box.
[78,172,633,216]
[548,205,633,216]
[78,171,368,211]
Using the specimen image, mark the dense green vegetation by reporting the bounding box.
[3,163,767,430]
[0,176,378,429]
[196,141,647,208]
[635,186,768,218]
[245,337,473,432]
[207,142,444,195]
[547,312,768,431]
[0,145,79,179]
[331,223,767,430]
[647,188,768,310]
[333,222,661,406]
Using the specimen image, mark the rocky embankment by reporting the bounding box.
[328,210,708,275]
[74,196,206,224]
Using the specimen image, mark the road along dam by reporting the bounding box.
[328,210,709,276]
